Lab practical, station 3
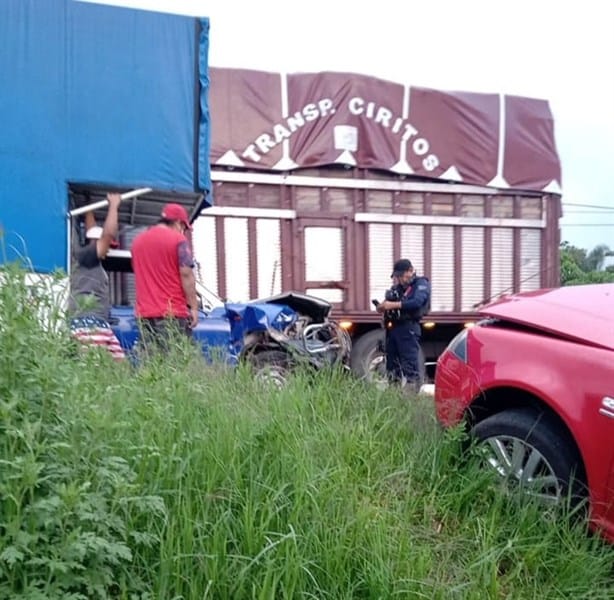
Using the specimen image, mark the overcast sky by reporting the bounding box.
[85,0,614,251]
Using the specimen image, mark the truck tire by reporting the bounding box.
[350,329,425,385]
[250,350,292,388]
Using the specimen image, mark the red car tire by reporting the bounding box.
[471,408,587,508]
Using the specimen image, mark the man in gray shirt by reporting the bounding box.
[68,193,125,360]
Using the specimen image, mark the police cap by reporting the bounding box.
[391,258,413,277]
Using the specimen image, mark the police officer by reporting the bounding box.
[375,258,431,391]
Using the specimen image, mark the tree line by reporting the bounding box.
[560,242,614,285]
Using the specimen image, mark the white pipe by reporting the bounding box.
[68,187,153,217]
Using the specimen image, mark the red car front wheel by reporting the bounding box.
[471,408,587,508]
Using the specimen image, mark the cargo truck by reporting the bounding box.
[193,67,563,380]
[1,4,562,381]
[0,1,351,380]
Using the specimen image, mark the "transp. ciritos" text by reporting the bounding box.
[241,96,439,172]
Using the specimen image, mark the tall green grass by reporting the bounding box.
[1,266,613,598]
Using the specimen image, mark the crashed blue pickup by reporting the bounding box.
[71,190,350,383]
[110,290,351,383]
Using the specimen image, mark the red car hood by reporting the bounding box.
[479,283,614,351]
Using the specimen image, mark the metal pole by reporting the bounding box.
[68,187,153,217]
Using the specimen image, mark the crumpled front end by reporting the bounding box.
[225,293,351,367]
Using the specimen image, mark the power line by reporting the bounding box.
[563,209,614,214]
[561,223,614,227]
[562,202,614,210]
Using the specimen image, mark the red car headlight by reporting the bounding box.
[446,328,468,363]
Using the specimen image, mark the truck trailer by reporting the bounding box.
[193,67,563,379]
[0,0,211,273]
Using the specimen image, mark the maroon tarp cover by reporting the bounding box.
[210,67,562,193]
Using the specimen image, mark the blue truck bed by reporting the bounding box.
[0,0,210,272]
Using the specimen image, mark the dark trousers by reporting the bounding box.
[385,321,421,384]
[138,317,192,355]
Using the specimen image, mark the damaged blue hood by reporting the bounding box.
[224,302,297,345]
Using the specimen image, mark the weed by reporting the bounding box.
[1,266,613,598]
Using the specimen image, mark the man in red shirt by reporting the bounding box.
[131,203,199,352]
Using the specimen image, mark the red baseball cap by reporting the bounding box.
[161,203,192,230]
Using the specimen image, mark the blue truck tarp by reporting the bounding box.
[0,0,210,272]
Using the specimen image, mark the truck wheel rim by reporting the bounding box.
[369,354,387,384]
[255,366,287,389]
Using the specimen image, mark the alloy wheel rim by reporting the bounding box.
[481,435,562,505]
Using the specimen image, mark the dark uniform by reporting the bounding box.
[384,274,431,388]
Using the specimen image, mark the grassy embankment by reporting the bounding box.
[1,267,613,598]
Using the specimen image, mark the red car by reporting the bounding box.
[434,283,614,543]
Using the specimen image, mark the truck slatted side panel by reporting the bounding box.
[206,169,561,364]
[520,228,542,292]
[195,212,283,300]
[368,223,394,304]
[461,227,485,311]
[491,228,514,299]
[215,181,248,206]
[296,186,321,212]
[304,226,344,304]
[400,225,424,275]
[253,184,283,208]
[327,188,353,213]
[256,219,282,297]
[207,170,559,321]
[194,216,219,297]
[224,217,250,302]
[431,226,455,311]
[121,225,147,305]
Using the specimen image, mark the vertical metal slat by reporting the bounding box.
[368,223,393,304]
[491,228,514,299]
[256,218,281,297]
[120,225,147,305]
[224,217,250,301]
[461,227,485,310]
[520,228,542,291]
[431,226,455,311]
[193,215,219,297]
[400,225,424,274]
